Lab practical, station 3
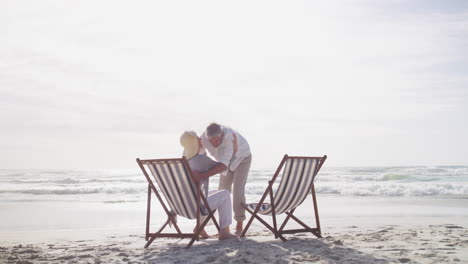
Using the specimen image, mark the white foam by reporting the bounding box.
[1,166,468,203]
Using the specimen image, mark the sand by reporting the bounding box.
[1,222,467,264]
[2,196,468,263]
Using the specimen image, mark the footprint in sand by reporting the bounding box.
[55,255,75,261]
[333,240,344,246]
[13,260,33,264]
[77,254,94,258]
[17,249,39,254]
[107,247,121,252]
[445,225,463,229]
[78,247,94,252]
[398,258,411,263]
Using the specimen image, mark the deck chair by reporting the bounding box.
[136,157,220,248]
[241,155,327,241]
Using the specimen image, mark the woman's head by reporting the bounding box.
[180,131,201,159]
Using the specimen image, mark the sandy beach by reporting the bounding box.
[1,167,467,263]
[1,195,468,264]
[1,222,467,264]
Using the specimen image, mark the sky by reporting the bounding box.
[1,0,467,169]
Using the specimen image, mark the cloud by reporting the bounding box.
[1,0,467,168]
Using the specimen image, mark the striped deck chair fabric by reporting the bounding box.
[137,157,219,248]
[241,155,327,241]
[146,159,205,219]
[245,157,319,215]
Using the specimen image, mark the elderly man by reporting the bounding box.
[195,123,251,236]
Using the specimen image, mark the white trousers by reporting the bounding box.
[205,189,232,229]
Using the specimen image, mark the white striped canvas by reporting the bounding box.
[254,158,319,215]
[147,160,202,219]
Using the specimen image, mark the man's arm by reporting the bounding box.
[192,162,227,182]
[191,133,237,183]
[233,133,238,155]
[216,130,235,167]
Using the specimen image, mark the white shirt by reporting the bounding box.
[201,126,251,172]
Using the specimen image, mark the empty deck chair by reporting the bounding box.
[136,157,220,248]
[241,155,327,241]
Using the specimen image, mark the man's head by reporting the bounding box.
[206,123,223,147]
[180,131,201,159]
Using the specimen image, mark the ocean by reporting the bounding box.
[1,166,468,243]
[1,166,467,204]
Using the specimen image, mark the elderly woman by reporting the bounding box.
[180,131,237,240]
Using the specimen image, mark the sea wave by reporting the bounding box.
[3,178,143,185]
[315,182,468,197]
[1,166,467,202]
[4,182,466,198]
[0,186,145,195]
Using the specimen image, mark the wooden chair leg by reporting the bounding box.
[186,237,197,249]
[311,184,322,235]
[279,208,296,233]
[268,186,278,239]
[156,218,170,234]
[285,211,321,238]
[146,185,151,241]
[240,204,256,237]
[199,190,220,232]
[144,236,157,248]
[210,210,220,231]
[243,205,287,241]
[186,212,213,248]
[255,214,287,241]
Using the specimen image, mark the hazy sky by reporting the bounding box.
[1,0,467,169]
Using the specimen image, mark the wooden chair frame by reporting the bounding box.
[241,155,327,241]
[137,157,220,248]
